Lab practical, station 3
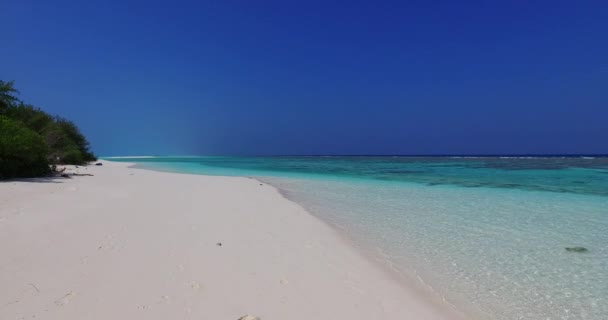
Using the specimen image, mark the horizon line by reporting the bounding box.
[101,153,608,158]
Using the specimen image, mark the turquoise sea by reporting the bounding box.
[107,156,608,319]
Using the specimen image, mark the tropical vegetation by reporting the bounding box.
[0,80,96,179]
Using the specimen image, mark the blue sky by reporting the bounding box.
[2,0,607,155]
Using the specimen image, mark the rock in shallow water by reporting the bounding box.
[565,247,588,252]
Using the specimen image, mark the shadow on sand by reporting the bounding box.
[0,176,71,184]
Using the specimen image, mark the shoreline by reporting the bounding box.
[131,162,471,319]
[129,161,472,318]
[1,160,464,319]
[130,161,471,316]
[270,185,471,318]
[262,180,472,319]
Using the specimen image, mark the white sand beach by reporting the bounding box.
[0,160,462,320]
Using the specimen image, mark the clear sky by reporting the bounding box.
[2,1,607,156]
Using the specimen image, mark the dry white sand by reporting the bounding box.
[0,160,463,319]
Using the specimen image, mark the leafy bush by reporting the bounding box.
[5,103,54,133]
[0,116,50,179]
[55,118,96,163]
[59,147,84,164]
[0,80,19,114]
[0,80,97,179]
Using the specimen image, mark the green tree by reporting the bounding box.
[0,80,20,114]
[56,117,96,163]
[4,104,78,164]
[5,103,54,133]
[0,116,50,179]
[0,80,96,178]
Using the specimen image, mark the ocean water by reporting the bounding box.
[107,156,608,319]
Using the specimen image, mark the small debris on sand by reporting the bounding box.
[54,291,75,306]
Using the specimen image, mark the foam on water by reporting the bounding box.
[107,156,608,319]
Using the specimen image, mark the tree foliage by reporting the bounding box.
[0,80,20,113]
[55,117,96,162]
[5,103,54,133]
[0,80,96,179]
[0,116,50,179]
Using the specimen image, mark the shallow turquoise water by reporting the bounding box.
[107,156,608,319]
